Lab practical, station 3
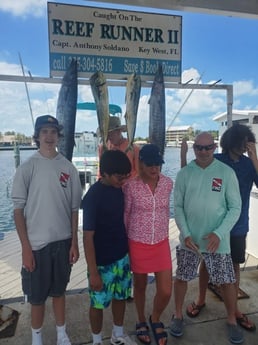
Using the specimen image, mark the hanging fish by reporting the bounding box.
[90,71,109,152]
[124,73,141,152]
[148,64,166,157]
[56,59,78,161]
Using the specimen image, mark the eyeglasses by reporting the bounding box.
[193,144,215,151]
[113,173,131,182]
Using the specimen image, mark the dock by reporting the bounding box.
[1,219,258,344]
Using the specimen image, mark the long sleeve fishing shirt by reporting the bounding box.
[174,158,242,254]
[123,174,173,244]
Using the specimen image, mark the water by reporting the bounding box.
[0,147,195,233]
[0,150,35,232]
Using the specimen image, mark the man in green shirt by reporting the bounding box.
[170,132,243,344]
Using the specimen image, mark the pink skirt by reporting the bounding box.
[129,238,172,274]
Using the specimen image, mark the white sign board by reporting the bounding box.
[48,2,182,82]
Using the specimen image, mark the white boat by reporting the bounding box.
[72,155,99,189]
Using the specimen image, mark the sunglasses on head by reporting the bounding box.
[193,144,215,151]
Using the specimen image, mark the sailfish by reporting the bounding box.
[148,64,166,157]
[56,59,78,161]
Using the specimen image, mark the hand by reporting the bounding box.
[69,243,79,264]
[89,272,103,291]
[203,233,220,253]
[184,236,199,252]
[246,142,257,161]
[22,247,35,272]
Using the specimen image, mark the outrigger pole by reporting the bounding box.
[18,53,34,128]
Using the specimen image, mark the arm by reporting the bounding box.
[133,144,140,177]
[247,142,258,174]
[69,211,79,264]
[213,170,242,241]
[180,138,188,168]
[14,208,35,272]
[83,231,103,291]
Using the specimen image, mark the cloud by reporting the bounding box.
[0,61,257,138]
[233,80,258,97]
[0,0,46,17]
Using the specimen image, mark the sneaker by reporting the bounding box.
[57,333,71,345]
[169,316,184,337]
[227,324,244,344]
[110,333,137,345]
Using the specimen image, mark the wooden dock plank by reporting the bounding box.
[1,219,257,302]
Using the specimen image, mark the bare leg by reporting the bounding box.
[133,273,148,322]
[233,263,241,317]
[151,269,172,322]
[112,299,126,326]
[220,283,237,325]
[31,304,45,329]
[151,269,172,345]
[52,295,65,326]
[89,307,103,334]
[233,262,255,330]
[196,261,209,306]
[173,279,188,320]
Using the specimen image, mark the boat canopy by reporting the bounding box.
[77,102,122,115]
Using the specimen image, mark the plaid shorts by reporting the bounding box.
[175,246,236,285]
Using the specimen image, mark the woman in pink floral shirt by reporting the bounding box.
[123,144,173,345]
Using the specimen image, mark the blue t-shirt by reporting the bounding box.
[82,180,128,266]
[215,153,258,236]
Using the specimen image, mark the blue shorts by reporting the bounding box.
[88,254,132,309]
[21,239,72,305]
[175,246,236,285]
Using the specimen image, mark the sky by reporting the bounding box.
[1,0,258,138]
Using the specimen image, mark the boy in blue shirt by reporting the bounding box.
[82,150,136,345]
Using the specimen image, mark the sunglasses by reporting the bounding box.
[193,144,215,151]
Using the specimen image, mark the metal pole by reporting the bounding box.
[226,85,233,128]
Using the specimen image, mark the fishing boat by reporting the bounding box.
[72,131,99,190]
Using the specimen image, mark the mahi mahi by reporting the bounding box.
[124,73,141,152]
[148,64,166,157]
[56,58,78,161]
[90,71,109,152]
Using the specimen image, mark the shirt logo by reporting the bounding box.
[212,178,222,192]
[60,172,70,188]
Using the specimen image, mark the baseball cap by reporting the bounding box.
[34,115,63,131]
[108,116,127,132]
[139,144,164,166]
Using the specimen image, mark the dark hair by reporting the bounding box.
[220,124,256,153]
[32,128,63,148]
[99,150,131,177]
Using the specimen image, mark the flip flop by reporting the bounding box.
[236,314,256,332]
[186,302,206,318]
[136,322,151,344]
[149,316,167,345]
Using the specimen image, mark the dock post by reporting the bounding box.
[14,142,20,168]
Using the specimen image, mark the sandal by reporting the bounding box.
[186,302,206,318]
[236,314,256,332]
[149,316,167,345]
[136,322,151,344]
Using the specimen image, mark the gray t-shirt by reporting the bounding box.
[12,151,82,250]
